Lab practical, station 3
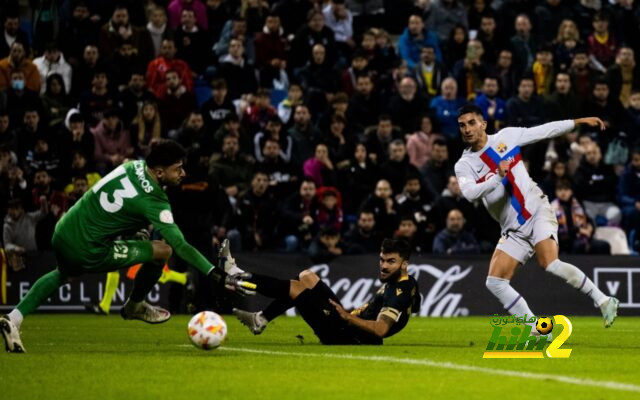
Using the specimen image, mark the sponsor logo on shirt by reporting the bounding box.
[159,210,174,224]
[497,143,508,153]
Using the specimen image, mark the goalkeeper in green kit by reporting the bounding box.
[1,140,256,353]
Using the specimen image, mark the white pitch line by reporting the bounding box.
[216,346,640,393]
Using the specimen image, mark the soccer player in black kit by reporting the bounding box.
[232,238,421,345]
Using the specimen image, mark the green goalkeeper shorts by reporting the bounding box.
[52,234,155,276]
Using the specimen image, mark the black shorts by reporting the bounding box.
[294,281,382,345]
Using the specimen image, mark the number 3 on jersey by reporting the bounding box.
[92,165,139,213]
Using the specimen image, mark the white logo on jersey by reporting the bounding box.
[159,210,174,224]
[134,160,153,193]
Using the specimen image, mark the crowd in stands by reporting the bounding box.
[2,0,640,273]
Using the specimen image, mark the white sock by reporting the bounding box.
[546,259,608,307]
[8,309,24,328]
[486,276,536,325]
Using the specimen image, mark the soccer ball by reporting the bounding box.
[187,311,227,350]
[536,317,553,335]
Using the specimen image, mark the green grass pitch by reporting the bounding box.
[1,315,639,399]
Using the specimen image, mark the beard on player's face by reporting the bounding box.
[379,260,404,282]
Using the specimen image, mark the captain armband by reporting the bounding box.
[379,307,402,322]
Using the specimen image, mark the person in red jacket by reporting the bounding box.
[146,38,194,98]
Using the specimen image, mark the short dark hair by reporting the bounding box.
[457,103,483,118]
[146,139,186,168]
[432,138,447,148]
[380,238,412,261]
[555,178,573,191]
[319,226,339,237]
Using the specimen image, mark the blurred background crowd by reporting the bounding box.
[2,0,640,275]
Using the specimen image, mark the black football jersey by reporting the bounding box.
[352,275,421,338]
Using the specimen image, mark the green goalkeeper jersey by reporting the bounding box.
[53,160,215,275]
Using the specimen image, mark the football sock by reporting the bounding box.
[16,268,64,318]
[249,273,291,299]
[129,261,163,303]
[158,269,187,285]
[546,259,608,307]
[486,276,536,324]
[263,298,294,321]
[98,271,120,314]
[7,309,23,328]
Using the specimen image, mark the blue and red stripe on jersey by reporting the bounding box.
[478,146,531,224]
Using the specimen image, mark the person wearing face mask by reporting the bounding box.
[0,70,43,128]
[0,41,41,92]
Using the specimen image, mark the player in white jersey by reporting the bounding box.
[454,104,619,330]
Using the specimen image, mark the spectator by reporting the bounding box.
[364,114,401,163]
[412,45,446,97]
[0,41,41,92]
[429,77,465,141]
[58,1,100,65]
[477,13,506,66]
[432,208,481,255]
[201,78,235,133]
[431,0,468,43]
[33,43,73,95]
[543,72,581,123]
[618,148,640,235]
[380,139,421,195]
[443,24,468,72]
[341,51,370,97]
[237,171,279,250]
[531,46,555,97]
[278,83,304,126]
[386,76,429,134]
[78,69,115,128]
[323,114,352,164]
[213,16,256,64]
[606,47,640,108]
[628,91,640,137]
[574,142,622,226]
[16,109,47,163]
[243,89,277,134]
[289,10,336,69]
[24,135,61,182]
[217,36,259,101]
[174,111,211,174]
[430,175,474,230]
[343,210,383,254]
[397,14,442,70]
[422,138,453,196]
[396,174,436,229]
[41,74,72,129]
[157,69,198,134]
[587,11,617,73]
[145,5,171,58]
[146,38,194,99]
[315,187,343,231]
[253,115,292,163]
[0,12,29,60]
[534,0,573,45]
[91,109,133,173]
[175,8,211,74]
[308,226,343,263]
[303,143,336,187]
[510,14,535,76]
[279,178,319,251]
[130,101,163,157]
[289,104,322,167]
[65,175,90,207]
[1,165,30,211]
[492,49,518,100]
[208,133,254,196]
[62,151,101,193]
[108,39,149,89]
[98,4,154,65]
[406,114,441,170]
[0,110,16,153]
[568,46,598,101]
[337,142,380,214]
[583,79,627,149]
[254,13,288,89]
[393,215,424,254]
[552,19,581,72]
[323,0,355,67]
[71,45,102,97]
[297,43,340,114]
[59,111,95,168]
[3,197,47,255]
[168,0,209,31]
[452,39,488,100]
[540,160,570,200]
[506,76,544,128]
[258,138,298,197]
[30,169,67,250]
[552,179,610,254]
[474,76,506,134]
[116,71,156,127]
[359,179,397,237]
[1,70,43,130]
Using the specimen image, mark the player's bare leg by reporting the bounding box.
[121,241,172,324]
[535,238,619,327]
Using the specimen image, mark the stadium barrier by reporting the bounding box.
[1,252,639,316]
